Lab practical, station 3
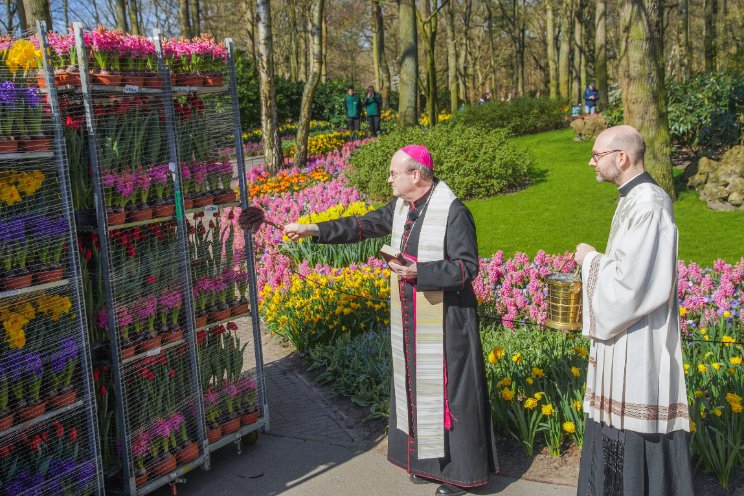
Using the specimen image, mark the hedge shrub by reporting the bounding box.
[451,96,568,136]
[346,124,537,201]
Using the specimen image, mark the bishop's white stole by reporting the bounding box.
[390,180,457,459]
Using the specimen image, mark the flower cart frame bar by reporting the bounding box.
[36,20,106,495]
[226,38,270,434]
[72,21,137,494]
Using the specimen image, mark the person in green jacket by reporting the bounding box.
[363,85,382,137]
[343,86,362,138]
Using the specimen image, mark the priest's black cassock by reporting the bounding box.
[315,180,499,488]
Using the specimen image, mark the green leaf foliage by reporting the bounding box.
[346,123,537,201]
[451,96,569,136]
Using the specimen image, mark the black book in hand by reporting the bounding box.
[380,244,408,265]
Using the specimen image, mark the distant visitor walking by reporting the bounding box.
[363,85,382,137]
[343,85,362,138]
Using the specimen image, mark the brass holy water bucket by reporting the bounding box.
[544,272,583,331]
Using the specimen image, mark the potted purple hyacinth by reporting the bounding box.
[171,412,198,464]
[0,356,12,430]
[0,80,19,153]
[20,87,51,152]
[0,215,33,290]
[131,430,151,486]
[239,375,259,426]
[136,295,161,352]
[221,382,241,434]
[30,215,68,284]
[110,171,136,226]
[159,291,183,343]
[151,164,174,218]
[150,418,177,476]
[212,160,236,204]
[127,167,153,222]
[18,351,46,421]
[48,337,79,409]
[204,388,222,443]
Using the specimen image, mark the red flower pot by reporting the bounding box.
[213,191,237,205]
[191,196,213,208]
[121,345,137,360]
[108,211,127,226]
[152,204,175,218]
[240,411,259,426]
[0,139,19,154]
[127,207,153,223]
[184,198,194,209]
[48,389,78,409]
[152,454,177,476]
[138,335,162,353]
[221,417,240,434]
[0,412,14,431]
[123,75,145,87]
[206,426,222,443]
[2,273,33,290]
[19,401,47,421]
[203,75,224,87]
[195,315,208,328]
[176,442,199,464]
[93,73,123,86]
[209,309,231,323]
[175,74,203,87]
[162,329,184,344]
[57,71,81,86]
[230,302,249,317]
[21,137,52,152]
[33,267,65,285]
[135,469,149,486]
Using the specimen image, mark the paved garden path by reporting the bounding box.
[154,331,577,496]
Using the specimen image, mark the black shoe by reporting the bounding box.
[435,483,466,496]
[410,474,432,484]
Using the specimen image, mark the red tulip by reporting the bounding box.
[68,428,78,443]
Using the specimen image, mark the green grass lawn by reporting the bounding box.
[466,128,744,266]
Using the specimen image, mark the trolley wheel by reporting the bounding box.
[242,430,259,446]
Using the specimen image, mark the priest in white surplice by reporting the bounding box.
[574,125,694,496]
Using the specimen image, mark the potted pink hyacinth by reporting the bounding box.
[204,388,222,443]
[150,164,174,218]
[88,26,124,86]
[136,295,160,352]
[171,412,198,464]
[159,291,183,343]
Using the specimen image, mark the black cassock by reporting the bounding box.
[316,185,499,488]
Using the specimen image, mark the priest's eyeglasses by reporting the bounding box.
[389,168,416,179]
[591,149,622,162]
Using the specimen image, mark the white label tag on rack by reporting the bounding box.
[123,85,140,93]
[168,162,176,173]
[145,347,161,357]
[204,205,219,215]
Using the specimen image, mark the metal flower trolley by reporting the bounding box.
[59,23,267,495]
[0,25,104,495]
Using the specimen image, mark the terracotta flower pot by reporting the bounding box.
[93,73,123,86]
[108,211,127,226]
[206,426,222,443]
[123,75,145,87]
[121,345,137,360]
[0,412,14,431]
[240,411,259,426]
[184,198,194,209]
[48,389,78,409]
[19,401,47,421]
[152,204,175,218]
[152,454,177,476]
[138,335,162,352]
[0,139,19,154]
[3,273,33,290]
[33,267,65,284]
[231,302,249,317]
[127,207,153,223]
[195,315,208,328]
[58,71,81,86]
[21,137,52,152]
[162,329,184,344]
[213,191,237,205]
[175,442,199,464]
[135,469,149,486]
[221,417,240,434]
[203,75,224,87]
[191,195,213,208]
[175,74,203,87]
[143,74,163,88]
[209,309,231,323]
[35,74,49,88]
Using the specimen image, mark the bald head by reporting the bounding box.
[596,125,646,167]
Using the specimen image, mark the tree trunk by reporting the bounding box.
[620,0,675,199]
[677,0,690,79]
[518,0,526,96]
[295,0,325,168]
[129,0,141,35]
[420,0,438,125]
[246,0,257,60]
[572,0,582,104]
[703,0,717,71]
[559,0,571,99]
[114,0,127,32]
[321,10,327,83]
[257,0,283,172]
[190,0,200,34]
[23,0,51,30]
[179,0,191,38]
[547,1,558,99]
[371,2,381,90]
[289,0,299,80]
[63,0,68,31]
[374,1,391,108]
[595,0,607,109]
[398,0,418,127]
[579,0,586,97]
[16,0,27,32]
[485,3,497,94]
[444,0,459,111]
